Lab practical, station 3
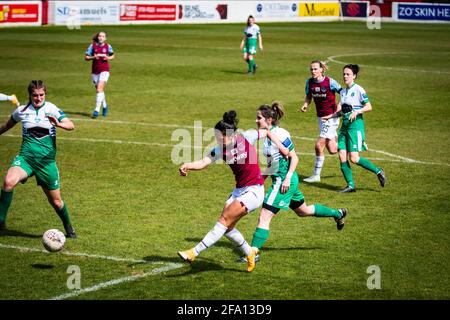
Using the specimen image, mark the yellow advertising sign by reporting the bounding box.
[299,2,340,17]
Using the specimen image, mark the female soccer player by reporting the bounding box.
[0,80,76,237]
[248,102,347,258]
[300,61,342,183]
[240,15,263,75]
[85,31,115,118]
[178,110,285,272]
[324,64,386,192]
[0,93,19,107]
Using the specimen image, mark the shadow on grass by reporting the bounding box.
[140,255,247,275]
[31,264,54,269]
[221,69,248,75]
[64,110,92,118]
[0,229,41,239]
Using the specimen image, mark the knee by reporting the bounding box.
[50,198,64,210]
[3,176,18,192]
[349,154,359,164]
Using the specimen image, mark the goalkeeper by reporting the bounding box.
[323,64,386,193]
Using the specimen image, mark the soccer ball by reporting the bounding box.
[42,229,66,252]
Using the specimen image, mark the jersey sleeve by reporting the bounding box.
[108,44,114,55]
[256,25,261,35]
[48,103,67,122]
[305,79,311,97]
[242,129,259,145]
[85,44,94,56]
[11,107,21,123]
[358,86,369,104]
[276,128,295,151]
[208,146,222,162]
[330,78,342,93]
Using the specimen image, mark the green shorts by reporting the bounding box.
[338,118,367,153]
[10,155,61,190]
[264,172,305,211]
[243,39,257,55]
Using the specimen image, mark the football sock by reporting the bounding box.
[0,94,11,101]
[313,204,341,219]
[95,92,104,112]
[340,161,355,188]
[0,190,13,223]
[225,228,252,256]
[55,202,71,226]
[356,157,380,174]
[194,222,227,255]
[251,227,269,249]
[102,94,107,108]
[248,58,255,72]
[313,156,325,176]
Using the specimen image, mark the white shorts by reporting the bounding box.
[91,72,110,86]
[225,184,264,213]
[318,117,340,140]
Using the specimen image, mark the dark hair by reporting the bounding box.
[343,64,360,77]
[247,15,254,26]
[258,101,285,126]
[92,31,106,44]
[26,80,47,109]
[215,110,238,136]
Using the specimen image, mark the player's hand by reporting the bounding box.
[349,111,359,122]
[179,164,188,176]
[47,116,59,127]
[259,45,263,51]
[301,105,308,112]
[281,178,291,194]
[321,114,332,121]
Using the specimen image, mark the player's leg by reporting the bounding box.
[0,93,19,106]
[99,72,110,116]
[37,162,76,238]
[0,166,28,229]
[248,54,255,74]
[338,130,355,192]
[304,136,326,183]
[291,198,347,230]
[42,188,76,238]
[251,206,276,250]
[243,51,250,73]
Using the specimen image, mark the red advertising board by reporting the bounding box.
[120,4,176,21]
[0,3,40,23]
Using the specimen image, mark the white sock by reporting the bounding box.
[95,92,104,112]
[102,95,107,108]
[194,222,228,255]
[313,156,325,176]
[225,228,252,256]
[0,94,11,101]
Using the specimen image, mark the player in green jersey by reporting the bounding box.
[0,80,77,237]
[244,102,347,261]
[323,64,387,193]
[240,15,263,75]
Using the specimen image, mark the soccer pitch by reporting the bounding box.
[0,21,449,300]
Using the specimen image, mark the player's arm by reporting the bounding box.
[349,101,372,122]
[281,149,299,194]
[105,53,115,61]
[84,44,97,61]
[0,116,17,135]
[258,34,263,50]
[48,116,75,131]
[301,95,312,112]
[240,36,246,50]
[179,156,213,176]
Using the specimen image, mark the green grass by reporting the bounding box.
[0,21,449,300]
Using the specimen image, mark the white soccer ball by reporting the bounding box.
[42,229,66,252]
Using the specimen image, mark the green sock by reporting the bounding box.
[314,204,341,219]
[248,59,255,72]
[251,227,269,249]
[0,190,13,223]
[340,161,355,188]
[356,157,380,174]
[55,202,71,226]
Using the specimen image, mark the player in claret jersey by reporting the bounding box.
[178,110,285,273]
[0,80,76,238]
[85,31,115,118]
[300,60,342,183]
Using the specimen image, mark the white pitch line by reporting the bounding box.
[326,52,450,75]
[49,262,185,300]
[0,243,155,264]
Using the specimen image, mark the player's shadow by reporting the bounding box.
[64,111,92,118]
[0,229,41,239]
[139,255,246,275]
[298,175,379,192]
[221,69,250,75]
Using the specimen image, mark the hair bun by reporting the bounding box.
[223,110,238,126]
